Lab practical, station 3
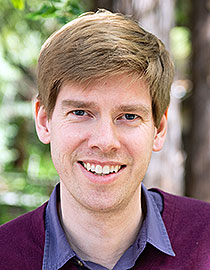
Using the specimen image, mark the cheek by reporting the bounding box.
[128,142,153,165]
[120,126,155,156]
[50,125,90,167]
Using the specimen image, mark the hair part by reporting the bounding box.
[37,9,174,127]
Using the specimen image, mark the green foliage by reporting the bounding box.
[175,0,191,27]
[10,0,87,24]
[11,0,25,10]
[26,4,57,20]
[170,27,191,60]
[26,0,85,24]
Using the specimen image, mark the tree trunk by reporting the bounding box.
[113,0,184,195]
[92,0,113,11]
[185,0,210,201]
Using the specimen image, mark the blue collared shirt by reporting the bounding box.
[42,183,175,270]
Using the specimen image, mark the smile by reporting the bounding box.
[79,161,125,176]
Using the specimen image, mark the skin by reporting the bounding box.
[35,74,167,268]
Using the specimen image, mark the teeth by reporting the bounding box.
[114,165,119,173]
[87,163,91,171]
[95,165,103,174]
[103,165,110,174]
[82,162,122,175]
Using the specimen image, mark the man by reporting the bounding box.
[1,9,210,270]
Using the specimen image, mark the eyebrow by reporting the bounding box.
[118,104,151,115]
[61,100,98,110]
[61,99,151,115]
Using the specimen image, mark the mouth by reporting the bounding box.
[78,161,126,176]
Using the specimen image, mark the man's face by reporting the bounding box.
[36,74,167,213]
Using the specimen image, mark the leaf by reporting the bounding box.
[66,0,83,15]
[11,0,25,10]
[26,4,57,20]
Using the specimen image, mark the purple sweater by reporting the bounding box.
[1,190,210,270]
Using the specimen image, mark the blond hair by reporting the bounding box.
[37,9,174,127]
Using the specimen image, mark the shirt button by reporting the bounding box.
[76,259,84,267]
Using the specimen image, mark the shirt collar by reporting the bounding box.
[141,184,175,257]
[42,184,75,270]
[42,183,175,270]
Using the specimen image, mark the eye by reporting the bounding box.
[67,110,90,120]
[72,110,87,116]
[123,113,139,120]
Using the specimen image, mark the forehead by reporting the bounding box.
[60,74,151,101]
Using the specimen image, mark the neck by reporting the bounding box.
[60,183,143,269]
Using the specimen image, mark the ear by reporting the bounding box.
[34,99,51,144]
[152,109,168,152]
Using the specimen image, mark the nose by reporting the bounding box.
[88,118,121,153]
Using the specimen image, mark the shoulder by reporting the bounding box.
[153,189,210,225]
[154,189,210,260]
[157,189,210,216]
[0,202,48,269]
